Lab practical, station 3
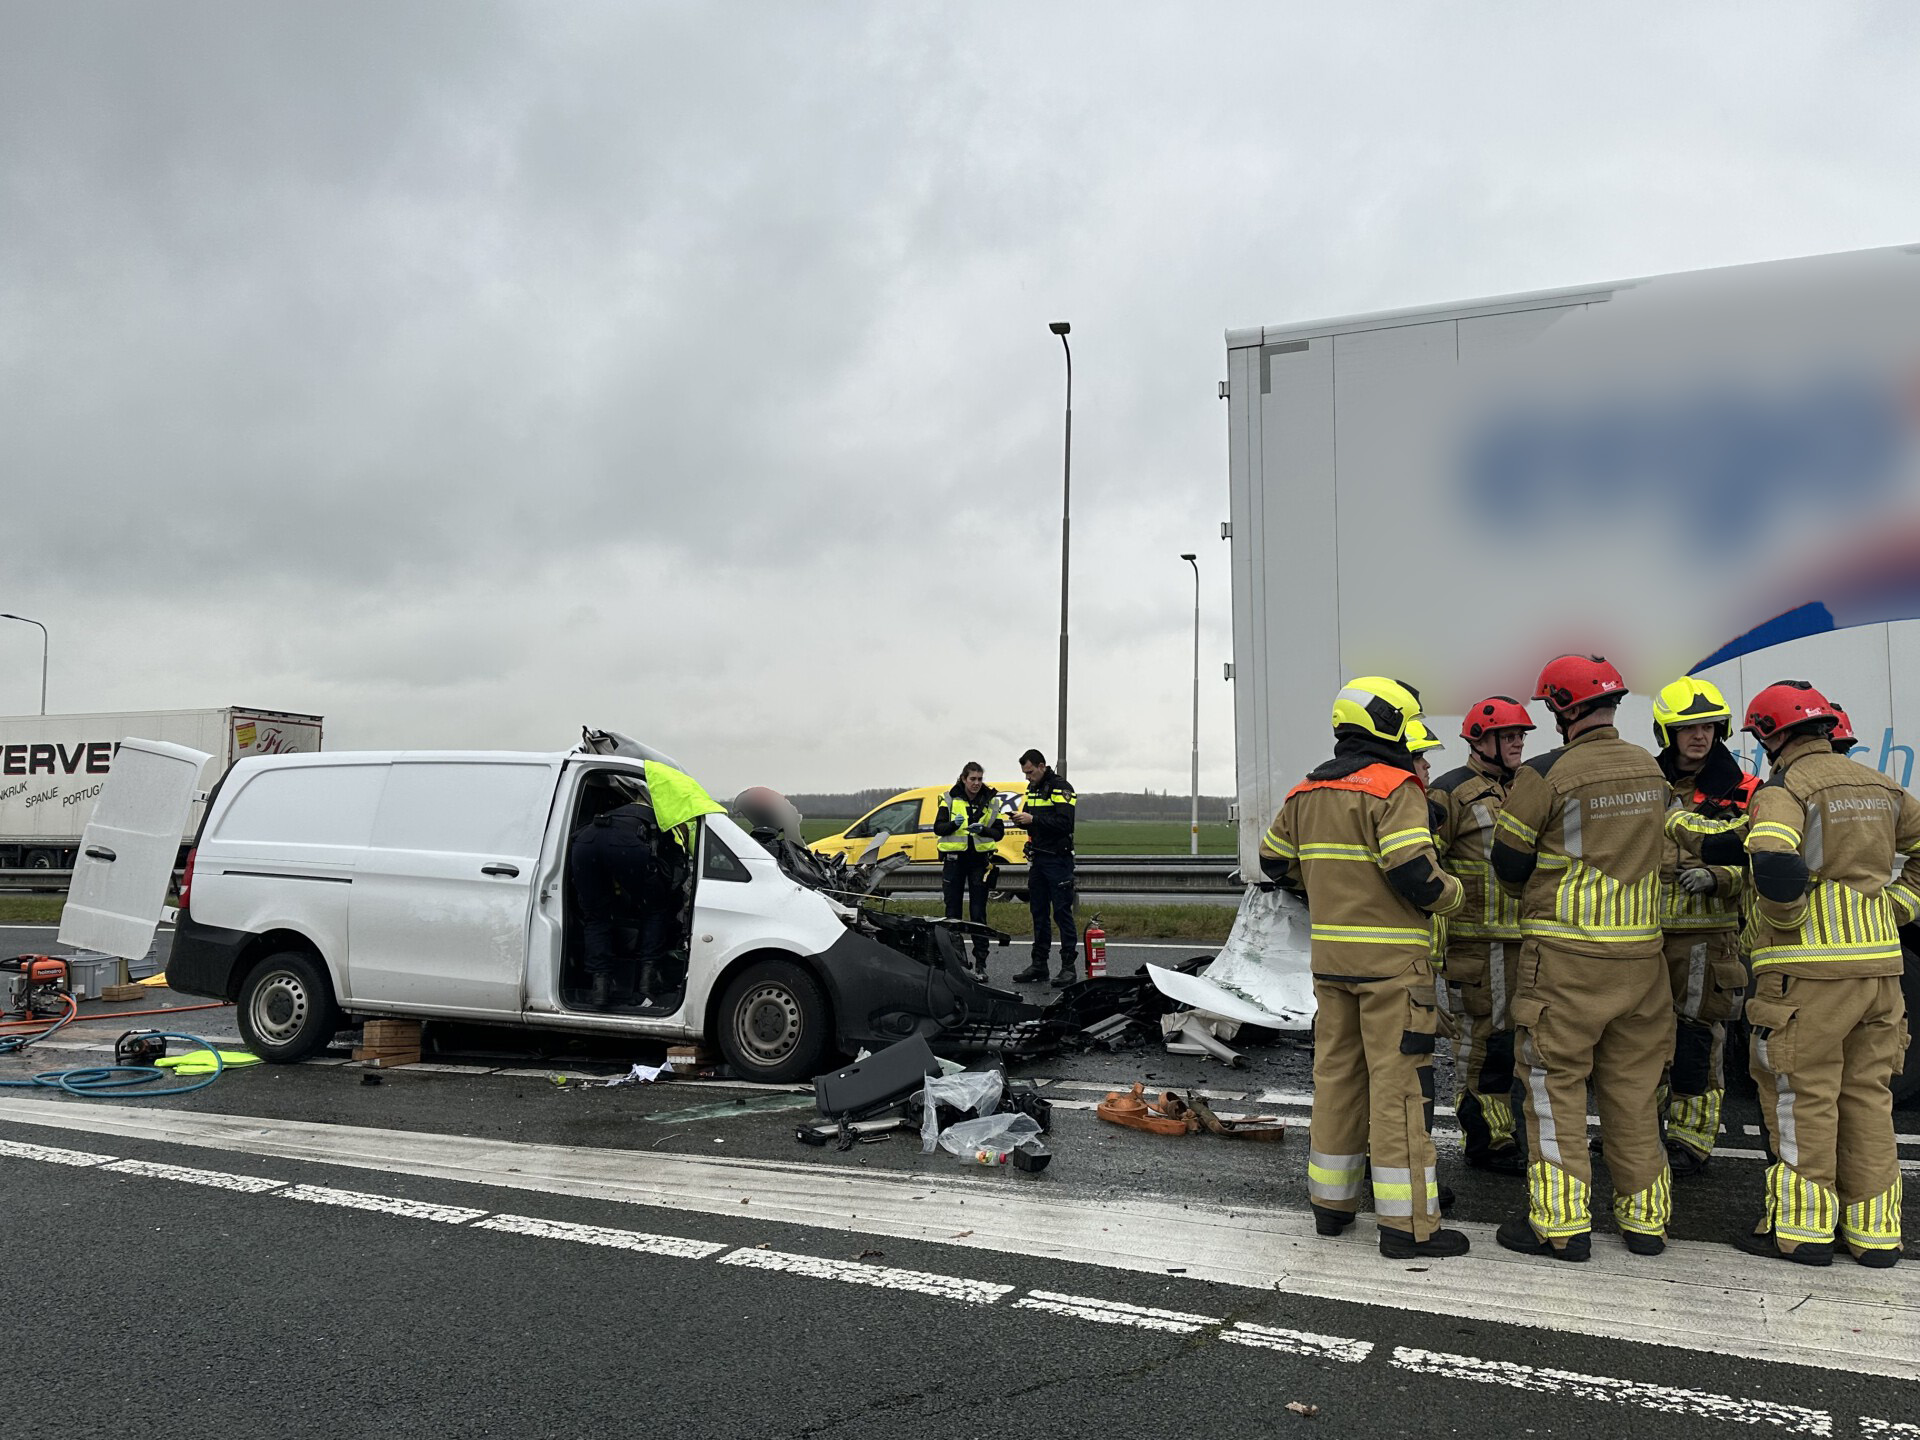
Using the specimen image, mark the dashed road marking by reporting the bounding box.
[277,1183,487,1224]
[717,1246,1014,1305]
[473,1213,726,1258]
[1220,1320,1375,1363]
[1013,1290,1220,1333]
[103,1157,285,1192]
[0,1136,112,1167]
[1,1132,1904,1432]
[1390,1346,1831,1434]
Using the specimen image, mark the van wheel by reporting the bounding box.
[717,959,830,1084]
[236,950,341,1063]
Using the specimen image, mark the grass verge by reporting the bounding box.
[883,899,1231,945]
[0,896,65,924]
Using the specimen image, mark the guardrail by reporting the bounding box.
[4,858,1246,898]
[872,854,1242,897]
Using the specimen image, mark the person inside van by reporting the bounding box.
[569,789,679,1009]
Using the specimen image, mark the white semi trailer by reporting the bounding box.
[1222,241,1920,1099]
[0,707,322,870]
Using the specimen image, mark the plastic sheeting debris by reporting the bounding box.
[1145,885,1315,1031]
[917,1069,1004,1152]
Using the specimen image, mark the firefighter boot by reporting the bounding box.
[1312,1204,1355,1237]
[1495,1216,1592,1262]
[1051,960,1078,988]
[1012,959,1049,984]
[1380,1226,1471,1259]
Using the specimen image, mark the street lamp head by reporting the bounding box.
[1049,321,1071,335]
[1180,553,1196,561]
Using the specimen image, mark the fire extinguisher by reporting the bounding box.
[1083,916,1107,978]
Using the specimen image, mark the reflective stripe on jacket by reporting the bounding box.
[1743,733,1920,976]
[1262,761,1462,980]
[934,788,1004,857]
[1491,726,1666,957]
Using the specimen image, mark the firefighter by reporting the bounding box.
[1492,655,1672,1261]
[1260,676,1471,1259]
[1829,704,1858,756]
[1010,748,1080,988]
[932,761,1005,978]
[1428,695,1536,1177]
[1739,680,1913,1267]
[1650,677,1759,1178]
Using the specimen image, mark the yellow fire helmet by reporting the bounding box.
[1651,676,1733,748]
[1405,718,1443,753]
[1330,675,1422,743]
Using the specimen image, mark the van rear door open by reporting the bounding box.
[58,738,211,960]
[345,759,558,1017]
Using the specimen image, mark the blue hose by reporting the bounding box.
[0,1031,227,1097]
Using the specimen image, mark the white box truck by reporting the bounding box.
[1222,240,1920,1098]
[0,707,322,871]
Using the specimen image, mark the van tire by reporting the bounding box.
[236,950,341,1064]
[717,958,830,1084]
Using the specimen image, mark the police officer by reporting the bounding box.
[1010,748,1080,988]
[1428,696,1536,1177]
[1651,677,1759,1177]
[568,798,677,1009]
[1261,677,1471,1260]
[932,761,1005,978]
[1493,655,1673,1261]
[1739,680,1914,1267]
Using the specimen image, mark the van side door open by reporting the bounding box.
[345,758,558,1016]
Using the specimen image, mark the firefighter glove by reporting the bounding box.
[1678,867,1716,895]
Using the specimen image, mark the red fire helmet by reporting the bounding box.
[1534,655,1627,714]
[1460,695,1536,741]
[1742,680,1837,740]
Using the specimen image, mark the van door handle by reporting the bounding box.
[481,863,520,878]
[85,846,117,862]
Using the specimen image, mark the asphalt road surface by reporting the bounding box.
[3,932,1916,1439]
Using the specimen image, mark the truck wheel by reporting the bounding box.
[23,849,56,870]
[236,950,341,1063]
[717,958,830,1084]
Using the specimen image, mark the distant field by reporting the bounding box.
[799,817,1236,855]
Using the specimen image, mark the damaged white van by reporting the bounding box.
[59,732,1039,1082]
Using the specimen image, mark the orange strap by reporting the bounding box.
[1287,762,1416,803]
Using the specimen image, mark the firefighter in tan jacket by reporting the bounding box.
[1428,696,1536,1176]
[1739,680,1913,1268]
[1260,676,1471,1260]
[1650,677,1759,1177]
[1491,655,1673,1262]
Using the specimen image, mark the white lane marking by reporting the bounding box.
[0,1136,114,1166]
[1221,1320,1374,1363]
[1860,1418,1920,1438]
[473,1213,726,1258]
[4,1100,1914,1382]
[717,1247,1013,1306]
[1013,1290,1220,1333]
[277,1183,486,1225]
[1391,1347,1831,1435]
[102,1158,284,1192]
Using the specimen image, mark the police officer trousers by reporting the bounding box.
[1027,852,1078,966]
[941,852,992,961]
[1307,963,1443,1240]
[1444,940,1519,1160]
[1746,971,1907,1261]
[1510,941,1672,1245]
[1662,929,1747,1160]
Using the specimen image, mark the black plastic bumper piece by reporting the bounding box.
[165,913,258,1000]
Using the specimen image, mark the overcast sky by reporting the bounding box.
[7,3,1920,798]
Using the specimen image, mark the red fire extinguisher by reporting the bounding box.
[1083,916,1107,978]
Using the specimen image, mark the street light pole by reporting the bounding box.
[1049,321,1072,777]
[1180,554,1199,856]
[0,613,47,715]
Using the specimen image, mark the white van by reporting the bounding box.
[58,735,1038,1083]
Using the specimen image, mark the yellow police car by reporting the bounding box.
[809,783,1030,865]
